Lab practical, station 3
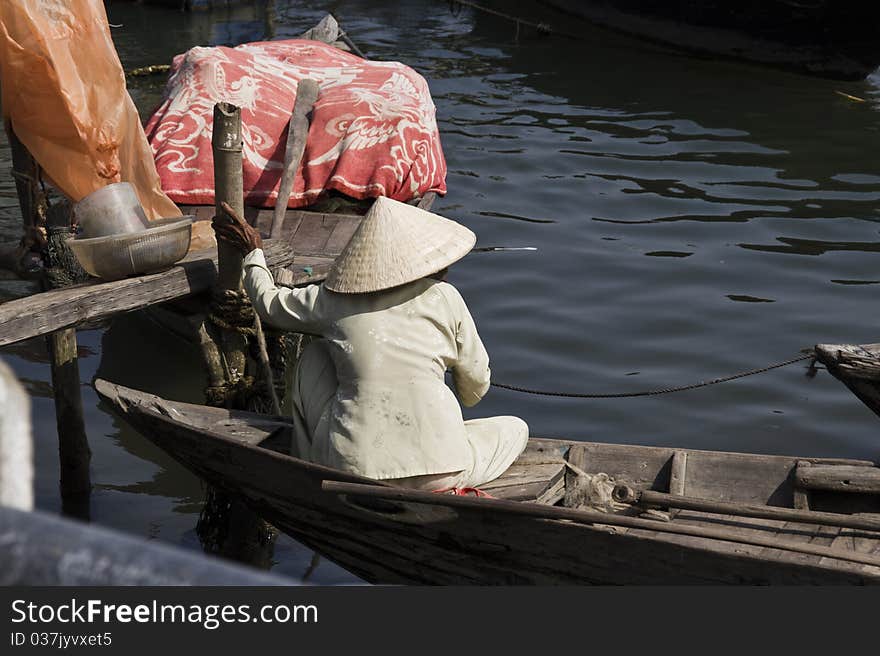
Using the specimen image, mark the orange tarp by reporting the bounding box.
[0,0,180,221]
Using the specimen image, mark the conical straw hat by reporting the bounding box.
[324,197,476,293]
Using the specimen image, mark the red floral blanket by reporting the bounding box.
[144,39,447,208]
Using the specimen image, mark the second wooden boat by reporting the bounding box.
[517,0,880,80]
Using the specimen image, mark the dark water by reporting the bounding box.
[2,0,880,583]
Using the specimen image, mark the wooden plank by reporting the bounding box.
[291,214,340,254]
[793,460,811,510]
[669,451,687,495]
[796,464,880,494]
[566,442,674,493]
[819,528,880,575]
[180,206,364,242]
[323,217,360,255]
[681,451,796,505]
[0,240,295,347]
[514,437,571,466]
[667,450,688,517]
[272,254,335,287]
[480,463,565,502]
[536,476,565,505]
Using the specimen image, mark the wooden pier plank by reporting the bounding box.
[0,240,298,348]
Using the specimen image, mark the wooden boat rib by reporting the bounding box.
[95,378,880,584]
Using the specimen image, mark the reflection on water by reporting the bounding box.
[1,0,880,584]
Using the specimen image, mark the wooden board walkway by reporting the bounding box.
[0,240,303,348]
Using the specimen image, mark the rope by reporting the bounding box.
[207,289,256,336]
[490,353,815,399]
[448,0,582,41]
[125,64,171,78]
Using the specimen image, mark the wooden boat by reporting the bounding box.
[95,378,880,584]
[520,1,880,80]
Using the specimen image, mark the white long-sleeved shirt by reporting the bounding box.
[242,248,491,479]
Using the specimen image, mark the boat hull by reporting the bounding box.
[96,380,880,584]
[538,0,880,80]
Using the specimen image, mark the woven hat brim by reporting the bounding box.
[323,198,475,294]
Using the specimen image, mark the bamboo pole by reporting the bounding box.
[612,485,880,534]
[212,102,246,293]
[197,102,277,566]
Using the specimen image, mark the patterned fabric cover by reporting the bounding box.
[144,39,447,208]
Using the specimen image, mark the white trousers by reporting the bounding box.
[285,339,529,491]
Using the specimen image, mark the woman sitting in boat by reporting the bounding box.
[213,196,529,491]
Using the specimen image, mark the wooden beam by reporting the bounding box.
[793,460,811,510]
[0,240,296,348]
[669,451,687,495]
[796,464,880,495]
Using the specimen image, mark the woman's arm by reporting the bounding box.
[242,250,323,333]
[444,285,491,407]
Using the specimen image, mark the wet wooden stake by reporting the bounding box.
[48,328,91,499]
[197,102,277,566]
[6,124,90,505]
[5,123,46,276]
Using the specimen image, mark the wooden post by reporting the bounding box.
[5,123,46,276]
[6,123,90,506]
[47,328,91,499]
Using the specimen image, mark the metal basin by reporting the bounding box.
[68,216,194,281]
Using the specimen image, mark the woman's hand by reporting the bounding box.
[211,201,263,254]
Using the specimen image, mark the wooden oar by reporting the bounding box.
[612,485,880,533]
[321,479,880,569]
[269,79,320,240]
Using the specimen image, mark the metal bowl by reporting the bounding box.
[73,182,149,238]
[68,216,194,281]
